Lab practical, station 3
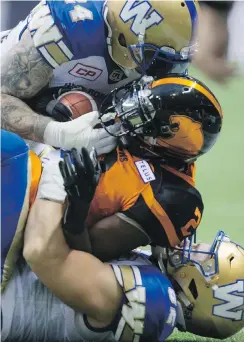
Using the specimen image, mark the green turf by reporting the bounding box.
[167,68,244,342]
[188,67,244,245]
[167,329,243,342]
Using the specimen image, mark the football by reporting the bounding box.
[57,91,98,119]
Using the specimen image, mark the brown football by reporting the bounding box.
[57,91,98,119]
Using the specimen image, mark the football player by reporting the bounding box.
[55,75,223,260]
[1,75,222,290]
[2,147,244,342]
[1,0,199,154]
[2,130,244,341]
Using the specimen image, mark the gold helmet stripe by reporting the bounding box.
[152,78,223,117]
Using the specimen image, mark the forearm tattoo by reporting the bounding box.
[1,30,52,98]
[1,30,53,141]
[1,94,52,142]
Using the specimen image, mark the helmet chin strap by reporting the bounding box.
[124,19,147,76]
[178,291,194,312]
[175,290,194,331]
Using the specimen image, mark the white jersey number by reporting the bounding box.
[28,1,93,68]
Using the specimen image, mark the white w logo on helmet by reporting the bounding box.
[213,281,244,320]
[120,0,163,35]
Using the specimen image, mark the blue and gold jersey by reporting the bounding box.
[28,1,107,68]
[24,0,137,92]
[110,263,178,341]
[81,256,178,341]
[2,250,178,342]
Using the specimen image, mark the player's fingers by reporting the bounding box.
[94,123,121,140]
[88,129,117,156]
[80,110,100,127]
[95,135,118,155]
[81,147,95,177]
[63,153,75,178]
[81,147,98,190]
[71,148,86,179]
[107,122,121,135]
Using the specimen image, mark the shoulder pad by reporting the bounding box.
[28,1,106,68]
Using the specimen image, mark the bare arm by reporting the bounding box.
[63,214,149,261]
[63,223,93,254]
[89,215,149,261]
[23,199,122,326]
[1,30,53,141]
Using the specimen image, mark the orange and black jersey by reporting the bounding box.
[87,148,203,247]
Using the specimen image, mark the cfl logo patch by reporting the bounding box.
[109,69,124,82]
[120,0,163,35]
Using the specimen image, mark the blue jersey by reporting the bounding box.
[24,0,138,93]
[109,262,178,341]
[28,1,108,66]
[46,1,108,62]
[1,130,42,292]
[1,130,30,291]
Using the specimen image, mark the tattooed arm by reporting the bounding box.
[1,29,53,142]
[1,29,118,152]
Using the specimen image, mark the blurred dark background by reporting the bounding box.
[1,1,37,31]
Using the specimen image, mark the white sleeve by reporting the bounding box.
[36,149,66,203]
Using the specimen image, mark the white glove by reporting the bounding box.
[36,149,66,203]
[43,111,120,155]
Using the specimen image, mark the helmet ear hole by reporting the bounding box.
[118,33,127,47]
[229,256,234,266]
[188,279,198,299]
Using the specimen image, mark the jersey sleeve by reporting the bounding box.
[110,264,177,341]
[120,165,204,247]
[27,0,105,68]
[81,263,177,341]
